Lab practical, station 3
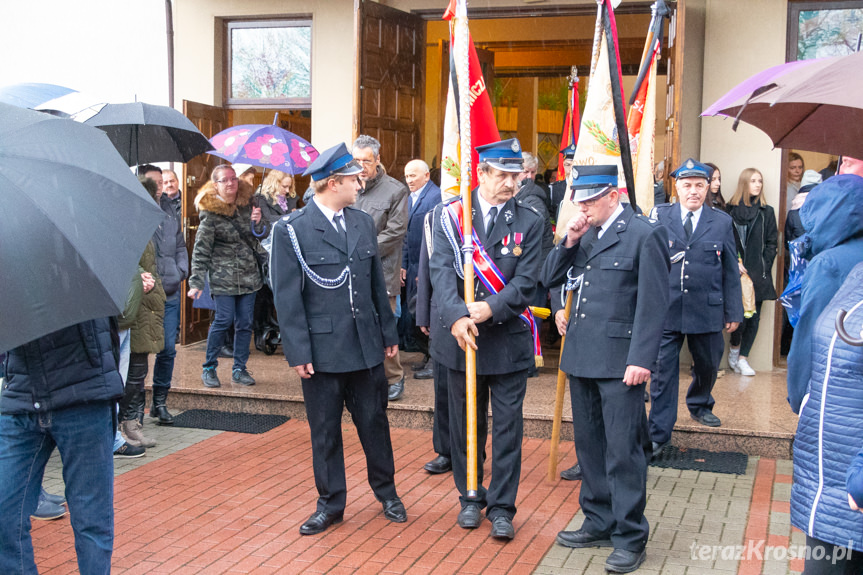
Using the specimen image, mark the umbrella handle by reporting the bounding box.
[836,309,863,347]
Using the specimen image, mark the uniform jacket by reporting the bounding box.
[791,262,863,550]
[517,180,555,261]
[651,203,742,333]
[354,166,409,297]
[726,202,778,301]
[549,180,567,224]
[787,175,863,413]
[130,240,166,354]
[415,206,449,359]
[270,199,398,373]
[429,191,544,374]
[402,180,441,304]
[1,318,124,414]
[541,204,670,379]
[154,193,188,297]
[188,180,265,296]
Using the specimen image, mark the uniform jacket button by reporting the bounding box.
[684,289,688,293]
[614,262,619,266]
[685,275,689,279]
[34,402,40,409]
[580,313,586,318]
[586,265,592,270]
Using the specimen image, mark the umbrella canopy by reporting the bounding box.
[0,83,76,109]
[208,124,319,174]
[84,102,213,166]
[702,51,863,158]
[0,103,165,352]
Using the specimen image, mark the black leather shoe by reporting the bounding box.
[413,366,434,380]
[388,379,405,401]
[411,356,429,371]
[605,548,646,573]
[651,440,671,459]
[555,528,612,548]
[560,463,582,481]
[219,345,233,358]
[457,504,482,529]
[299,510,343,535]
[382,498,407,523]
[490,516,515,540]
[423,455,452,474]
[201,368,221,388]
[690,411,721,427]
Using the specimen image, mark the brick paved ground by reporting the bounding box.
[33,416,806,574]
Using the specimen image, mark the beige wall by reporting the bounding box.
[700,0,787,371]
[174,0,356,148]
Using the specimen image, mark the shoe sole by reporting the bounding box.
[384,513,407,523]
[605,551,646,573]
[423,465,452,474]
[555,535,612,548]
[31,511,68,521]
[113,452,146,459]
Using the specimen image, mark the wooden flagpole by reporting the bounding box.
[547,291,574,481]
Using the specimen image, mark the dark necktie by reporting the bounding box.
[333,214,347,248]
[486,206,498,238]
[684,211,694,240]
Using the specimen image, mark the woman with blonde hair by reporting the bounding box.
[726,168,778,376]
[256,169,298,226]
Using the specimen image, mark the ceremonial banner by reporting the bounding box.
[627,39,660,213]
[440,1,500,199]
[557,72,580,182]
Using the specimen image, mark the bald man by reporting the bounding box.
[401,160,442,381]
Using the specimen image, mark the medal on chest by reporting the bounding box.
[501,234,510,255]
[512,232,523,256]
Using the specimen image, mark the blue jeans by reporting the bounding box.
[204,292,255,371]
[0,401,115,575]
[153,295,181,388]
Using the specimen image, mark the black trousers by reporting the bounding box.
[804,535,863,574]
[447,368,527,520]
[730,300,763,356]
[432,360,450,458]
[301,364,398,515]
[649,330,724,444]
[570,376,650,552]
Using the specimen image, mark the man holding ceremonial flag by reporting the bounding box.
[430,138,544,540]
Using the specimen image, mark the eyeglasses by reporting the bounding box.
[356,159,376,166]
[216,177,239,185]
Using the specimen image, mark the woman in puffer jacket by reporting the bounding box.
[788,175,863,574]
[187,165,265,388]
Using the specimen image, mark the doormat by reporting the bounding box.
[649,446,748,475]
[170,410,290,434]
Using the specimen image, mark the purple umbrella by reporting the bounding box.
[702,51,863,158]
[208,125,319,175]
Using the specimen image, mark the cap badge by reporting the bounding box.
[511,140,520,153]
[571,168,579,180]
[686,160,695,169]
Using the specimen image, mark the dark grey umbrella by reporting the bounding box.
[0,103,165,352]
[84,102,213,166]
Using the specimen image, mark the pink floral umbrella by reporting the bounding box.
[208,124,319,174]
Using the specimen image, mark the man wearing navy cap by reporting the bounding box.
[430,137,545,540]
[542,164,669,573]
[648,159,742,455]
[270,142,407,536]
[549,144,577,224]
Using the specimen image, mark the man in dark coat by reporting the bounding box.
[0,318,124,574]
[548,143,576,225]
[648,159,742,455]
[271,143,407,536]
[352,135,409,401]
[401,159,441,379]
[542,165,669,574]
[430,138,544,541]
[415,206,452,475]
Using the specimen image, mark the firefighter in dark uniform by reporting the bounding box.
[542,165,669,574]
[429,138,544,541]
[549,143,577,225]
[648,159,743,456]
[270,143,407,536]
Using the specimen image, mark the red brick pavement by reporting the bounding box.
[31,421,584,574]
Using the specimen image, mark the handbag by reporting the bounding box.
[227,215,269,285]
[740,264,757,319]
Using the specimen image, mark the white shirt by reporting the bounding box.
[681,204,703,233]
[476,191,506,234]
[316,203,346,231]
[409,180,429,211]
[597,203,625,239]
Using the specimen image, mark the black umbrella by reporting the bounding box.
[0,103,165,352]
[84,102,213,166]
